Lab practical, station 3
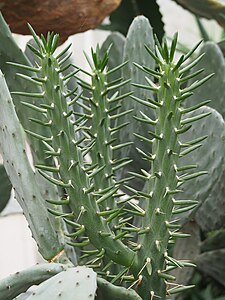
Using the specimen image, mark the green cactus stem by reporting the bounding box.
[0,70,64,261]
[128,34,212,299]
[0,13,68,251]
[14,28,136,270]
[97,277,141,300]
[9,22,213,299]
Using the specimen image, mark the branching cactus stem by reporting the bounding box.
[8,25,212,300]
[12,28,136,270]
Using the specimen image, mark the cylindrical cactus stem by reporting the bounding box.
[0,70,65,261]
[16,29,136,269]
[81,48,117,209]
[131,35,211,299]
[42,50,136,267]
[135,52,181,299]
[75,47,132,214]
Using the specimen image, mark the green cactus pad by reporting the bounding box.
[196,249,225,288]
[196,168,225,231]
[0,263,68,300]
[26,266,97,300]
[172,222,200,288]
[177,106,225,230]
[100,0,164,40]
[100,32,125,84]
[194,109,225,231]
[0,70,63,260]
[100,32,126,131]
[24,39,40,66]
[18,38,69,251]
[0,13,51,163]
[187,42,225,119]
[0,26,67,252]
[117,15,155,184]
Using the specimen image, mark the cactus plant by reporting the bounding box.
[0,13,49,162]
[176,106,225,226]
[181,42,225,231]
[0,69,66,261]
[116,16,155,189]
[0,13,224,300]
[187,42,225,119]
